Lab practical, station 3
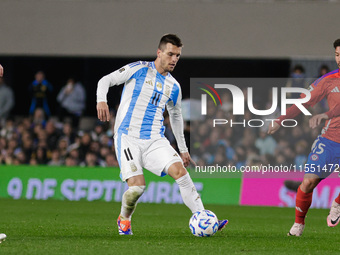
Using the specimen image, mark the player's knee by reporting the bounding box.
[168,162,188,180]
[126,175,145,186]
[301,177,319,193]
[124,186,145,205]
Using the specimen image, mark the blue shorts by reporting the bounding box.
[305,136,340,178]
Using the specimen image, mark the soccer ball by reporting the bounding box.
[189,210,219,237]
[0,233,6,243]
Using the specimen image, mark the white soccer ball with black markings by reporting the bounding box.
[189,210,219,237]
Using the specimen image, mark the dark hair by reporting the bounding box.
[319,64,330,72]
[158,34,183,50]
[293,64,305,73]
[333,39,340,49]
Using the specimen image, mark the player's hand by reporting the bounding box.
[309,113,328,129]
[97,102,110,122]
[180,152,196,168]
[267,121,280,135]
[0,64,3,77]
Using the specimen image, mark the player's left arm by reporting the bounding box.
[166,87,195,167]
[270,80,328,134]
[0,64,3,77]
[309,113,329,129]
[310,104,340,129]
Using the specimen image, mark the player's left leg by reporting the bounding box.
[144,138,229,231]
[143,138,204,213]
[167,162,228,231]
[327,193,340,227]
[167,162,204,213]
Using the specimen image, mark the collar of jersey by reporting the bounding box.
[150,61,171,78]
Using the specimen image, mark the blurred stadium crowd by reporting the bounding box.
[0,107,179,168]
[0,65,332,168]
[190,100,326,169]
[191,64,330,168]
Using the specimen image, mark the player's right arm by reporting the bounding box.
[0,64,3,77]
[96,62,144,122]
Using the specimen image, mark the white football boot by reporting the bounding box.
[287,222,305,236]
[327,200,340,227]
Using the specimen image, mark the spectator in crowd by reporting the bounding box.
[286,64,308,98]
[91,122,106,142]
[57,77,86,129]
[294,140,308,166]
[21,132,34,164]
[318,64,330,77]
[31,108,47,129]
[105,152,118,167]
[0,76,14,125]
[60,122,76,145]
[65,155,78,166]
[99,145,110,161]
[1,118,15,140]
[48,149,63,166]
[45,120,61,150]
[317,65,330,110]
[57,137,69,161]
[255,130,277,156]
[78,132,92,161]
[0,137,6,164]
[29,71,53,118]
[31,146,48,165]
[80,151,103,167]
[67,144,80,165]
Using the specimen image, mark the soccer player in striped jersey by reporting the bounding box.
[268,39,340,236]
[96,34,228,235]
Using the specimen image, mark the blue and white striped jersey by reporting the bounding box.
[97,61,187,151]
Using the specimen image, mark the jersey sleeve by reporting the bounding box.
[96,61,144,103]
[166,85,188,153]
[277,78,330,123]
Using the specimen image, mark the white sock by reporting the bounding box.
[120,185,145,220]
[176,173,204,213]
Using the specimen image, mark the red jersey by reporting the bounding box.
[278,69,340,143]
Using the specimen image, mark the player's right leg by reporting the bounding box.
[288,174,320,236]
[118,175,146,235]
[327,193,340,227]
[288,136,338,236]
[114,134,145,235]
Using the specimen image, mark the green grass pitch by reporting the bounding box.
[0,199,339,255]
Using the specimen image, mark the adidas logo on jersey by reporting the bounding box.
[145,80,153,86]
[331,86,340,93]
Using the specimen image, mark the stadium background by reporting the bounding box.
[0,1,340,208]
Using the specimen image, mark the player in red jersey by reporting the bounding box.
[268,39,340,236]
